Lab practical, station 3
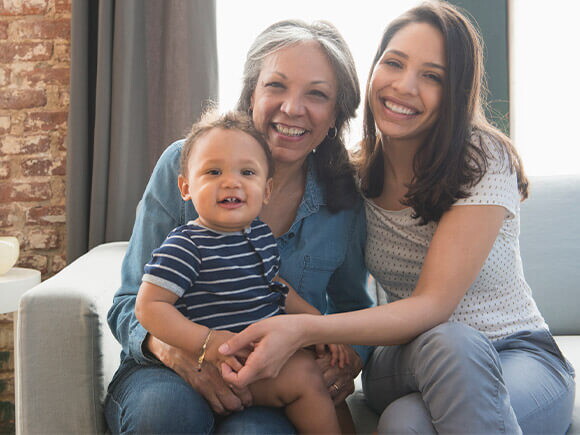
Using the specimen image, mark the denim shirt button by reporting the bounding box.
[288,233,295,239]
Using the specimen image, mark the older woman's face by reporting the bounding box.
[251,41,337,166]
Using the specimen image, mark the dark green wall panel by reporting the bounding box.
[447,0,509,132]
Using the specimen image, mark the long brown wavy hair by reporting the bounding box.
[355,2,528,224]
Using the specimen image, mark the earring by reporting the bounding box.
[327,126,337,139]
[247,106,253,116]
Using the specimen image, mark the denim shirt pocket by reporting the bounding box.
[298,254,342,313]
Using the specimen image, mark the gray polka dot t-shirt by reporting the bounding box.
[365,133,547,341]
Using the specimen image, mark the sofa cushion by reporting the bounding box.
[519,174,580,335]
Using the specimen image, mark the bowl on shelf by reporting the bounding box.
[0,237,19,276]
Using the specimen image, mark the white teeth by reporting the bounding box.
[221,197,240,203]
[274,124,307,136]
[384,100,418,115]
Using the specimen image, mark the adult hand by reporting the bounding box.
[316,346,362,404]
[219,314,307,388]
[146,334,252,415]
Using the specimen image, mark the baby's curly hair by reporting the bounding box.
[181,109,274,178]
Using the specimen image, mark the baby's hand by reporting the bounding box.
[314,343,350,369]
[205,330,249,374]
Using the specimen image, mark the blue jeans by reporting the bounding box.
[104,359,295,434]
[363,323,575,434]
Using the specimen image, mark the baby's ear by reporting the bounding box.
[263,178,273,204]
[177,174,191,201]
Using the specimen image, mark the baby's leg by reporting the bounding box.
[249,349,340,434]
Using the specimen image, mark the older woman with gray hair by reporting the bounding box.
[104,19,373,434]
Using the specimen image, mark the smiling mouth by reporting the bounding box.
[273,123,307,137]
[383,100,420,116]
[219,197,242,204]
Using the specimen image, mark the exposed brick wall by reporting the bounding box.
[0,0,71,430]
[0,0,69,275]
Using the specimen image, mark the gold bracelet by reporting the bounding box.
[197,329,213,372]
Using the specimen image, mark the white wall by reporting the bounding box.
[216,0,419,148]
[510,0,580,175]
[217,0,580,175]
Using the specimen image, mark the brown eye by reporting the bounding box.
[309,90,329,100]
[265,82,284,89]
[425,73,442,83]
[384,60,403,69]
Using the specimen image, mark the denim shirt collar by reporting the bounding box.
[294,154,326,224]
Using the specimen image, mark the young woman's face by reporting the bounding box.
[369,22,446,147]
[251,41,337,166]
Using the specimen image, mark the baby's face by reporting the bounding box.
[178,128,272,232]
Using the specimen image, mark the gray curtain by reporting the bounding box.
[66,0,217,262]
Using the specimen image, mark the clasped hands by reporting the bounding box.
[147,323,360,415]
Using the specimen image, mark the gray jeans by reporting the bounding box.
[363,323,575,434]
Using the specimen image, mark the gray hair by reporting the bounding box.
[236,19,361,212]
[236,19,360,133]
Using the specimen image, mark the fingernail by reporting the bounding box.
[219,343,229,354]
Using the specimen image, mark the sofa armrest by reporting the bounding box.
[15,242,127,435]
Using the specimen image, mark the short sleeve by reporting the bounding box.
[142,227,201,297]
[454,133,520,219]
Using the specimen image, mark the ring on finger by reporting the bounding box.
[331,383,341,393]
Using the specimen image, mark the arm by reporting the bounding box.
[325,202,374,364]
[276,203,373,401]
[135,282,242,371]
[280,277,321,316]
[317,202,372,401]
[136,282,207,354]
[221,204,506,387]
[280,278,349,370]
[107,141,186,363]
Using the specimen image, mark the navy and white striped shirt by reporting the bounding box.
[143,219,287,332]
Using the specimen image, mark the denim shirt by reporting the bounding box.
[107,140,375,367]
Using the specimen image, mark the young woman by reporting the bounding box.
[105,20,374,434]
[221,3,576,433]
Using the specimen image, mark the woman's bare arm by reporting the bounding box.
[220,204,506,387]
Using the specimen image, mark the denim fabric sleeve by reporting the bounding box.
[107,141,186,365]
[325,201,376,364]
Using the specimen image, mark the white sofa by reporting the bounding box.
[15,175,579,434]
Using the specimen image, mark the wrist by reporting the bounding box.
[143,333,157,358]
[350,351,363,377]
[298,313,321,348]
[197,329,213,371]
[142,334,168,365]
